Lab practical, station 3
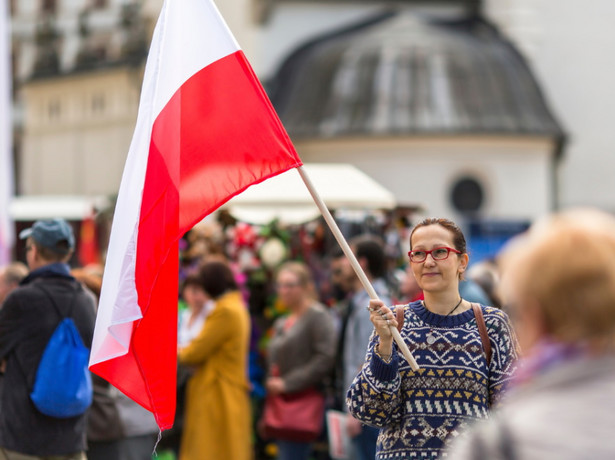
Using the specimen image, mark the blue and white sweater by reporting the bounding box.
[346,301,518,459]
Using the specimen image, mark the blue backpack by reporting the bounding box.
[31,284,92,418]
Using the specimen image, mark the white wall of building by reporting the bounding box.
[297,136,554,222]
[485,0,615,212]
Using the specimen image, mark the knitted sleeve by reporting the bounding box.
[345,334,404,428]
[484,307,519,407]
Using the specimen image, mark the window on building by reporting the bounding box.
[91,93,105,114]
[450,176,484,213]
[41,0,57,14]
[48,99,61,121]
[91,0,108,9]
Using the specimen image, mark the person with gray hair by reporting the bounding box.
[0,262,28,306]
[446,208,615,459]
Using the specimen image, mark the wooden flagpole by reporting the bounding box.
[297,166,420,371]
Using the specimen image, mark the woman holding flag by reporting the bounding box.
[346,218,519,459]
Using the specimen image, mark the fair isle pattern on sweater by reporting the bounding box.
[346,301,518,459]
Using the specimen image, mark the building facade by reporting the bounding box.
[14,0,609,238]
[484,0,615,212]
[11,0,148,195]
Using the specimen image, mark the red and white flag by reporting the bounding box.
[89,0,301,429]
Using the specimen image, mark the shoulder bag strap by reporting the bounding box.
[472,303,492,366]
[395,305,405,333]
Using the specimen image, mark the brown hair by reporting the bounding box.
[181,273,203,292]
[410,218,467,253]
[33,239,73,263]
[351,235,387,279]
[499,209,615,347]
[198,260,237,299]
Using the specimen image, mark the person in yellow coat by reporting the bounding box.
[178,260,252,460]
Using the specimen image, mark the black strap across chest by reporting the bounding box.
[34,282,80,322]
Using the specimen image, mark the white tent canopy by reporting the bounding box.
[223,163,396,224]
[9,195,111,221]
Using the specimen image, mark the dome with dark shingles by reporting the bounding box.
[267,11,564,140]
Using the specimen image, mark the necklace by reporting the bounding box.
[425,298,463,345]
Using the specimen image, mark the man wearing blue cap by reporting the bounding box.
[0,218,96,460]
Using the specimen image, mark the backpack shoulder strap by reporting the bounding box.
[34,282,80,320]
[472,303,492,366]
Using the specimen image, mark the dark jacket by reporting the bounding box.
[0,263,96,456]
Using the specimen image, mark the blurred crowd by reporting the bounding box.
[2,207,615,460]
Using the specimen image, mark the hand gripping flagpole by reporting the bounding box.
[296,166,420,371]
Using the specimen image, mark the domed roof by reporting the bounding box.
[267,11,564,140]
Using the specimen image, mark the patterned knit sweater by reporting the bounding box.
[346,301,518,459]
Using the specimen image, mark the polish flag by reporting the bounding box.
[89,0,301,429]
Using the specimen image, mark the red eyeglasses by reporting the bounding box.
[408,247,461,263]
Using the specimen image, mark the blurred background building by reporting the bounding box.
[6,0,615,261]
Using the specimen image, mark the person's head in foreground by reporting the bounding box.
[446,208,615,459]
[499,208,615,355]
